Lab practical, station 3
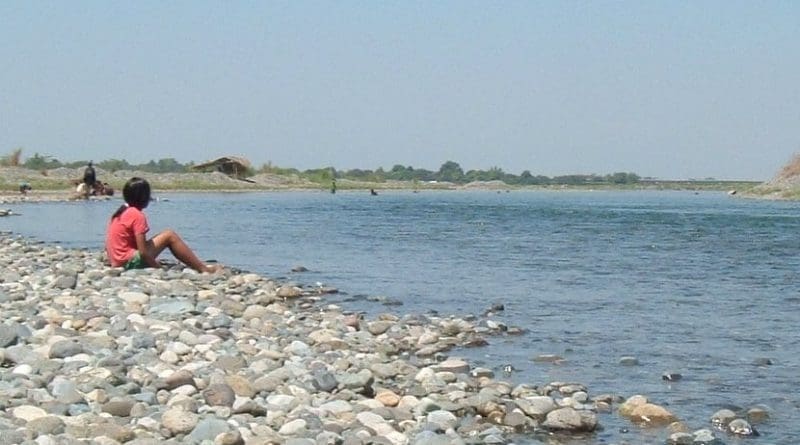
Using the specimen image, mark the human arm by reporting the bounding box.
[135,232,160,268]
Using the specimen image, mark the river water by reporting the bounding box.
[2,190,798,444]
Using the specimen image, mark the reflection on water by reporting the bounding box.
[3,190,800,443]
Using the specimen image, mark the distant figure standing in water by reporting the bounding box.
[331,178,337,194]
[370,188,378,196]
[105,177,222,273]
[83,161,96,193]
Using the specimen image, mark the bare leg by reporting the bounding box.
[147,229,221,273]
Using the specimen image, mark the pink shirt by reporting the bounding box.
[106,206,149,267]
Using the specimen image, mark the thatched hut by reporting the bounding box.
[191,156,251,179]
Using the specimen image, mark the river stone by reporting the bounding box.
[503,410,533,429]
[0,325,18,347]
[215,429,245,445]
[435,359,469,374]
[618,395,647,417]
[189,418,231,442]
[279,418,307,435]
[426,410,458,430]
[148,298,195,316]
[119,291,150,305]
[628,403,677,426]
[356,411,393,435]
[232,399,267,416]
[215,354,247,372]
[11,405,48,421]
[336,369,374,392]
[470,367,494,378]
[367,321,394,336]
[27,415,66,435]
[285,440,316,445]
[312,370,338,392]
[375,389,401,407]
[53,274,77,289]
[203,383,236,407]
[284,340,311,356]
[277,285,302,298]
[49,340,83,359]
[710,408,736,429]
[160,369,196,390]
[242,305,268,321]
[50,378,85,404]
[131,332,157,349]
[619,356,639,366]
[413,431,453,445]
[319,400,353,416]
[728,418,756,436]
[692,429,720,443]
[4,344,42,364]
[102,398,135,417]
[267,394,298,412]
[747,406,770,423]
[225,375,255,397]
[210,313,233,328]
[371,363,400,378]
[162,407,199,435]
[542,407,597,432]
[91,422,136,443]
[666,432,694,445]
[167,341,192,355]
[516,396,556,419]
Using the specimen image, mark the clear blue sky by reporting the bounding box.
[1,1,798,180]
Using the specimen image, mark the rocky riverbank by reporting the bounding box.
[0,232,767,445]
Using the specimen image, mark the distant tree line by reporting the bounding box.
[258,160,640,185]
[3,149,640,185]
[15,153,193,174]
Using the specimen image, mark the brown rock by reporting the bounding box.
[102,399,135,417]
[162,408,199,436]
[161,369,196,391]
[375,389,400,407]
[629,403,678,426]
[277,285,302,298]
[225,375,256,398]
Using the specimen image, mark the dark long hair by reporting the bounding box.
[111,177,151,219]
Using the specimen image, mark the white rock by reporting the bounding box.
[12,405,48,421]
[278,418,306,435]
[426,410,458,430]
[120,291,150,305]
[357,411,396,435]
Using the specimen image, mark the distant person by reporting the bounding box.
[370,188,378,196]
[83,161,96,193]
[97,181,114,196]
[331,178,337,194]
[105,177,222,273]
[19,182,31,194]
[75,182,90,199]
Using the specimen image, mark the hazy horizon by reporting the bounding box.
[1,2,798,181]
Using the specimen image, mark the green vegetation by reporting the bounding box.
[0,148,762,192]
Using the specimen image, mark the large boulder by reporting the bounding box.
[542,407,598,432]
[619,395,677,426]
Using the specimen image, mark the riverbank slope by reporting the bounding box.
[0,232,753,444]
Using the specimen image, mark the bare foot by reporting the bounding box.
[203,264,224,274]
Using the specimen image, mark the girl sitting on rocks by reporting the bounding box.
[105,177,221,273]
